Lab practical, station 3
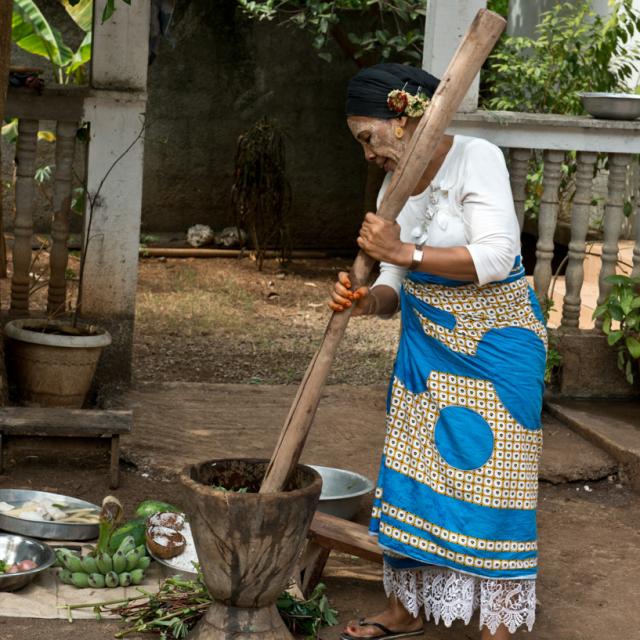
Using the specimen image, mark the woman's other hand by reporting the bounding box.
[357,212,412,266]
[328,271,371,315]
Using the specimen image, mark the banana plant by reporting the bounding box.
[12,0,92,84]
[11,0,131,86]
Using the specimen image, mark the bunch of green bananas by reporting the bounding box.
[56,535,151,589]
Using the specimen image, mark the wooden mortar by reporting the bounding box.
[179,459,322,639]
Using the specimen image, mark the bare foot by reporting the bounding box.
[341,606,423,638]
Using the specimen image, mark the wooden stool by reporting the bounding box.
[0,407,133,488]
[298,511,383,596]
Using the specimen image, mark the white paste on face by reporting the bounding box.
[347,116,407,171]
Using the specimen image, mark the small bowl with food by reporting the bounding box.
[145,513,199,579]
[0,533,55,591]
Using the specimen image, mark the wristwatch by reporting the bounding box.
[409,243,424,271]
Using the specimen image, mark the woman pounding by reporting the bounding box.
[329,64,547,640]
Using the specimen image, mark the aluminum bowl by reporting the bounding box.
[0,489,99,540]
[579,92,640,120]
[0,533,55,591]
[308,465,374,521]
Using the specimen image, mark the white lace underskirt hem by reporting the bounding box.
[383,561,536,635]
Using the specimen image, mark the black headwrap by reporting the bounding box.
[346,63,440,119]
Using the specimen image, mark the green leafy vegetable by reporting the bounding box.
[63,568,338,640]
[211,485,248,493]
[277,583,339,637]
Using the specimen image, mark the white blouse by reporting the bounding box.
[372,135,521,291]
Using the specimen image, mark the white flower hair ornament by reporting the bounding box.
[387,89,431,118]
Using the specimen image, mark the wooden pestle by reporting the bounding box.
[260,9,507,494]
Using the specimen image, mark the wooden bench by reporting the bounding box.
[0,407,133,488]
[298,511,383,596]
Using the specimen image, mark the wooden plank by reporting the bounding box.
[0,408,132,434]
[308,512,383,564]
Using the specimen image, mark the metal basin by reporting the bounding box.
[579,92,640,120]
[308,465,374,520]
[0,534,55,591]
[0,489,99,540]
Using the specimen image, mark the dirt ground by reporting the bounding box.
[2,255,640,639]
[132,255,400,385]
[1,461,639,640]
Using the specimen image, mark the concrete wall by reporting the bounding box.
[4,0,369,249]
[507,0,611,38]
[142,0,368,248]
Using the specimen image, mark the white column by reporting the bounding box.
[81,92,146,317]
[422,0,487,112]
[81,0,150,391]
[90,0,150,91]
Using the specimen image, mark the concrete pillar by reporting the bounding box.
[81,0,150,396]
[422,0,487,112]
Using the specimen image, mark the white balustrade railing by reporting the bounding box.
[450,110,640,330]
[3,95,640,335]
[4,86,86,317]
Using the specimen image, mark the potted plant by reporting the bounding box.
[4,320,111,408]
[4,205,112,407]
[3,121,145,409]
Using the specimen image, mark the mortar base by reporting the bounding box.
[187,600,294,639]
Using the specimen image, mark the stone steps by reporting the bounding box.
[539,410,617,484]
[546,398,640,491]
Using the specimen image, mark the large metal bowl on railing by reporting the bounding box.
[308,465,374,520]
[579,92,640,120]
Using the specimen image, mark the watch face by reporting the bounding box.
[411,247,424,270]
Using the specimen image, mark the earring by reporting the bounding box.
[394,126,404,139]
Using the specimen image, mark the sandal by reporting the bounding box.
[340,618,424,639]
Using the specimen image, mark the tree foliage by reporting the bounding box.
[237,0,426,66]
[482,0,640,115]
[486,0,509,18]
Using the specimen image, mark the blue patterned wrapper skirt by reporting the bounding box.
[370,259,547,582]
